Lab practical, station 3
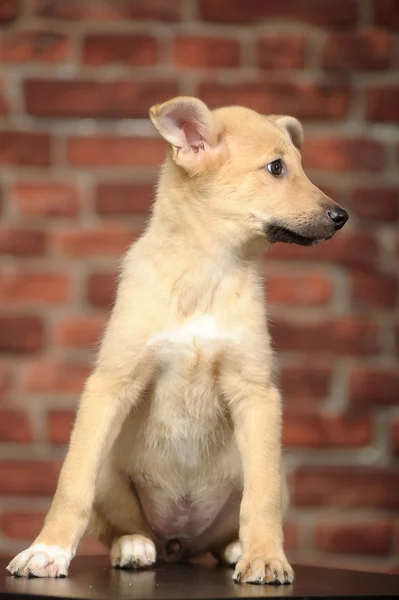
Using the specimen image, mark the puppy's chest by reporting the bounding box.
[144,315,237,448]
[147,314,237,370]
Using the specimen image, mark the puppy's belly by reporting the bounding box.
[135,483,233,540]
[127,416,241,543]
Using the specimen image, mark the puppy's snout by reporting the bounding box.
[327,207,348,230]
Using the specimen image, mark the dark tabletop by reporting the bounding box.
[1,557,398,600]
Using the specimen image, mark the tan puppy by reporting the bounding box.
[7,97,348,584]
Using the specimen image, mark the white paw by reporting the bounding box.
[6,544,72,578]
[111,534,156,570]
[223,540,242,566]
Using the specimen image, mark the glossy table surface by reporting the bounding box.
[1,557,398,600]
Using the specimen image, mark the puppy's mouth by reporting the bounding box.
[264,223,334,246]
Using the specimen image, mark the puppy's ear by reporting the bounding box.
[272,115,304,151]
[150,97,221,171]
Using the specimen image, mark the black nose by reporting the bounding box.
[327,207,348,230]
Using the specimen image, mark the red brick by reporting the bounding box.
[0,409,33,443]
[33,0,181,22]
[0,316,44,354]
[267,232,379,268]
[267,273,333,307]
[13,182,80,218]
[173,36,239,69]
[373,0,399,29]
[0,226,47,256]
[0,512,45,540]
[292,467,399,508]
[392,420,399,455]
[0,269,71,304]
[1,30,70,63]
[0,363,11,400]
[273,317,379,355]
[96,182,154,215]
[258,34,307,69]
[83,34,158,66]
[53,225,135,258]
[349,187,398,222]
[315,521,394,555]
[0,461,60,496]
[87,271,117,309]
[0,0,18,23]
[68,136,165,168]
[283,522,299,552]
[0,131,51,166]
[48,410,75,445]
[351,271,397,309]
[366,86,399,122]
[199,0,357,26]
[24,79,178,119]
[20,359,90,394]
[53,315,106,349]
[322,31,393,70]
[279,364,331,407]
[349,368,399,410]
[283,413,372,448]
[303,137,385,172]
[199,81,349,120]
[0,78,10,115]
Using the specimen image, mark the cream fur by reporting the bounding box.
[7,97,347,585]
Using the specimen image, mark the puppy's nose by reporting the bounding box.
[327,207,349,230]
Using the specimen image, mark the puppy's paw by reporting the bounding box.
[6,544,72,578]
[111,534,156,570]
[233,556,294,585]
[218,540,242,567]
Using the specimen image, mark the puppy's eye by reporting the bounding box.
[267,159,283,177]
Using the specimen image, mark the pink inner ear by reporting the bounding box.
[183,122,204,152]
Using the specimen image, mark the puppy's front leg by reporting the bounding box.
[221,360,293,585]
[7,354,155,578]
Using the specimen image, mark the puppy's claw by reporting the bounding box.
[273,570,281,585]
[232,570,241,583]
[232,556,294,586]
[111,534,156,571]
[6,544,72,578]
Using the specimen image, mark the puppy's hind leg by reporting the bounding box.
[94,466,157,570]
[111,535,156,570]
[212,540,242,567]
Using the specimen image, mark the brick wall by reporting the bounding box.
[0,0,398,572]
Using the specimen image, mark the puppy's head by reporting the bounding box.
[150,96,348,246]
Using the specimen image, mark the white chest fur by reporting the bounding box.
[147,314,238,365]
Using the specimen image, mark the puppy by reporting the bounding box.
[7,97,348,584]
